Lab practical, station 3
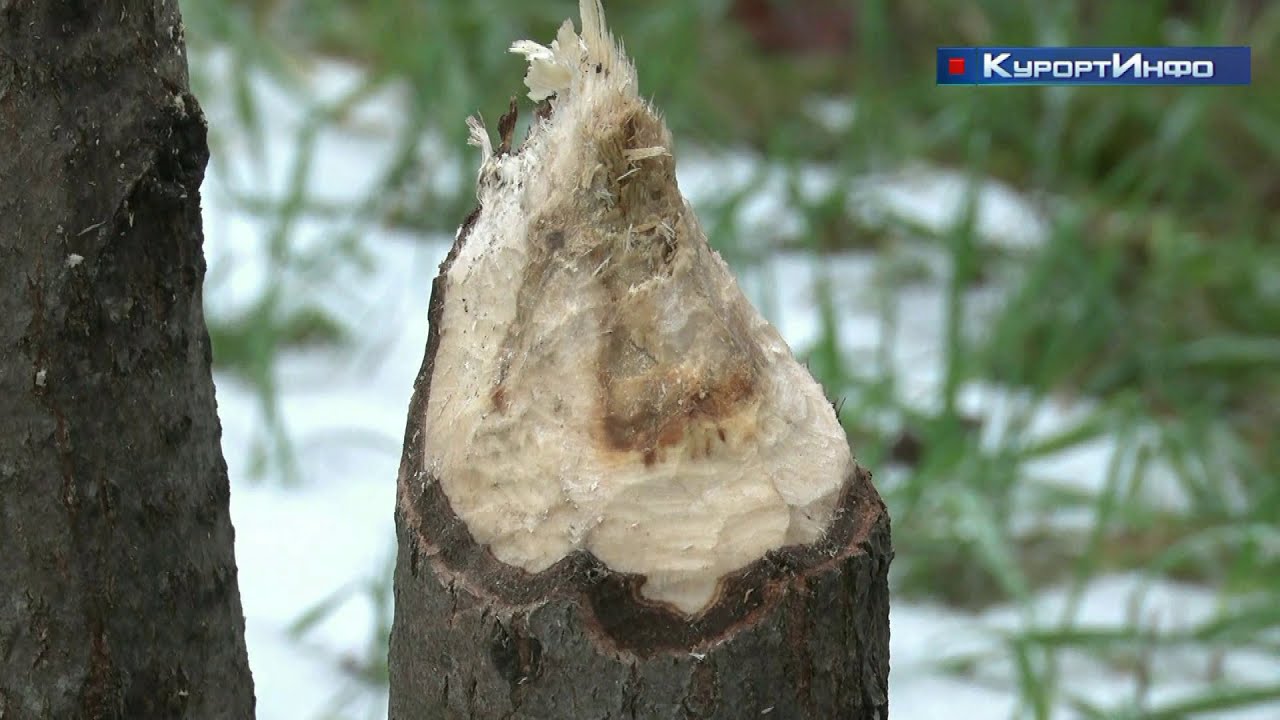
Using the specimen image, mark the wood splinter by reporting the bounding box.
[389,2,891,717]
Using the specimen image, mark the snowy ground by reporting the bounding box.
[195,51,1280,719]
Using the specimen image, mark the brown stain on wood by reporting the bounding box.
[475,102,765,469]
[583,113,765,467]
[599,360,756,466]
[497,97,518,156]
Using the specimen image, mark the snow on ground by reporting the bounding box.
[194,51,1280,719]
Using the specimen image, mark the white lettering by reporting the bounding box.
[1114,52,1142,78]
[984,52,1011,78]
[975,49,1216,84]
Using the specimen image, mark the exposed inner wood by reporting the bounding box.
[416,0,859,615]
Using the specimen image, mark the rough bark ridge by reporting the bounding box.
[388,234,892,719]
[0,2,256,718]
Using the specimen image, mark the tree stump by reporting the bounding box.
[389,3,891,718]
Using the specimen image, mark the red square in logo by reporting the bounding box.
[948,57,966,75]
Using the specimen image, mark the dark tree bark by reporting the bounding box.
[387,250,892,720]
[0,2,256,718]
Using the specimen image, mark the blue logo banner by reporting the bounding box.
[936,47,1251,86]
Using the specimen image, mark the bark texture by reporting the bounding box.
[0,2,256,718]
[388,233,892,720]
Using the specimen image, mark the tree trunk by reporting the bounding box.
[0,2,256,718]
[389,5,891,717]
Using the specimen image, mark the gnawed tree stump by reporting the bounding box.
[388,3,890,718]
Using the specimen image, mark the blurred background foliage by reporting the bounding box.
[181,0,1280,717]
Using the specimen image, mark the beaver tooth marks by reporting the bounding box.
[420,0,853,614]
